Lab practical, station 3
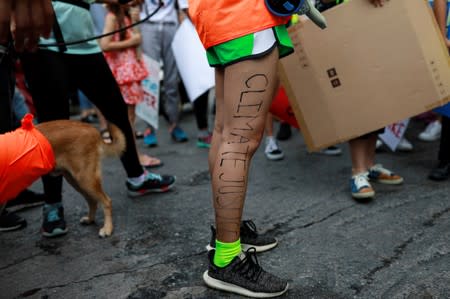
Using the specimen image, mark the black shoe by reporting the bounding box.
[6,189,46,212]
[0,210,27,232]
[41,203,68,238]
[428,161,450,181]
[203,248,289,298]
[126,172,176,197]
[276,122,292,141]
[207,220,278,253]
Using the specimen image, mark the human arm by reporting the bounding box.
[433,0,450,49]
[1,0,54,51]
[99,13,141,52]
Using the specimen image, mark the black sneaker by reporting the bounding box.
[6,189,46,212]
[206,220,278,253]
[41,203,68,238]
[203,248,289,298]
[126,172,176,197]
[0,210,27,232]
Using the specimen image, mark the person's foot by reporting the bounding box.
[197,132,213,148]
[143,128,158,147]
[41,203,68,238]
[264,137,284,161]
[276,122,292,141]
[170,126,188,143]
[418,120,442,142]
[0,210,27,232]
[351,172,375,200]
[126,171,176,197]
[320,145,342,156]
[203,248,289,298]
[139,154,163,169]
[368,164,404,185]
[397,137,413,152]
[6,189,46,212]
[206,220,278,253]
[428,161,450,181]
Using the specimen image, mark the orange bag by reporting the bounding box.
[0,114,55,204]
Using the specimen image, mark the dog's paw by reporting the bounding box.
[80,216,95,225]
[99,227,113,238]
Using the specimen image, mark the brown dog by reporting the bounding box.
[0,116,125,237]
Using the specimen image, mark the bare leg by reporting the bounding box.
[349,138,370,175]
[209,49,279,243]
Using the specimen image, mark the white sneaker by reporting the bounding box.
[397,137,413,152]
[418,120,441,142]
[265,137,284,160]
[320,145,342,156]
[376,139,383,150]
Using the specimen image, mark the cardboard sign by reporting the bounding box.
[378,119,410,152]
[136,55,160,130]
[172,19,215,102]
[279,0,450,151]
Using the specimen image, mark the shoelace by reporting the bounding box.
[146,172,162,181]
[354,174,369,189]
[234,248,263,282]
[47,209,60,222]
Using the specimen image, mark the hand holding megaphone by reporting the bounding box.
[265,0,328,29]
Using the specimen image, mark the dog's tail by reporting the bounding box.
[101,124,126,157]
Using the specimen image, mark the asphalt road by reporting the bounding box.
[1,108,449,299]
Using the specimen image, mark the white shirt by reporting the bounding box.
[140,0,188,24]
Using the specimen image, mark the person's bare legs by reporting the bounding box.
[349,136,375,199]
[208,48,279,243]
[126,104,162,167]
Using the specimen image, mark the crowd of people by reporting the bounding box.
[1,0,449,297]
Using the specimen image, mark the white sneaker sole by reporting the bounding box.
[352,190,375,199]
[203,271,289,298]
[206,240,278,253]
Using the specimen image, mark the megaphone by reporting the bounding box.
[265,0,328,29]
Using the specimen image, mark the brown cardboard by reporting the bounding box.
[279,0,450,151]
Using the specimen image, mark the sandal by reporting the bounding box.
[135,131,144,139]
[139,154,164,169]
[100,129,112,144]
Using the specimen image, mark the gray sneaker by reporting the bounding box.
[206,220,278,253]
[203,248,289,298]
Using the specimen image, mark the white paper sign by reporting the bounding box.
[136,55,160,129]
[378,119,410,152]
[171,19,215,102]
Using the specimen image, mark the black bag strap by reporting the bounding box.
[52,14,68,52]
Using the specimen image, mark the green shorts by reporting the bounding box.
[206,25,293,67]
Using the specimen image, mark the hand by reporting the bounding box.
[369,0,387,7]
[9,0,53,51]
[446,38,450,50]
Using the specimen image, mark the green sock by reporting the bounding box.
[213,239,241,268]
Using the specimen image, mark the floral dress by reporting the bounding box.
[103,14,148,105]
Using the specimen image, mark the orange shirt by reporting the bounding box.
[188,0,290,49]
[0,114,55,204]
